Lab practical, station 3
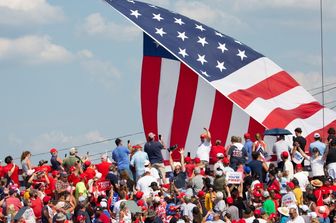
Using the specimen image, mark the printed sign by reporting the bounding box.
[282,193,296,207]
[292,151,304,164]
[226,172,243,184]
[97,180,111,192]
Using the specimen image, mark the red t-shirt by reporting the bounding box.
[99,213,110,223]
[68,173,81,186]
[314,189,324,206]
[31,197,43,219]
[185,163,195,178]
[3,163,19,185]
[95,162,111,179]
[84,167,96,180]
[209,145,226,164]
[35,165,52,174]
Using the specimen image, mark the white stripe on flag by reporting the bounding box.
[157,59,181,159]
[245,86,317,123]
[211,57,283,96]
[184,77,216,157]
[225,104,250,146]
[285,108,336,137]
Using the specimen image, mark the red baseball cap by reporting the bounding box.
[84,160,91,167]
[177,192,186,199]
[254,183,263,190]
[135,191,144,199]
[185,157,192,163]
[253,191,262,197]
[274,193,282,200]
[287,182,295,189]
[43,196,51,204]
[70,166,76,172]
[296,164,303,169]
[244,133,251,139]
[194,157,201,164]
[281,151,289,158]
[226,197,234,204]
[268,185,277,191]
[200,133,207,139]
[197,191,205,198]
[50,148,57,153]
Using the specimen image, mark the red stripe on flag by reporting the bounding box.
[169,64,198,160]
[209,91,233,145]
[141,56,161,138]
[228,71,299,109]
[262,102,324,129]
[304,119,336,152]
[248,117,265,141]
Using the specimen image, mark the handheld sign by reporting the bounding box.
[226,172,243,184]
[292,151,304,164]
[97,180,111,192]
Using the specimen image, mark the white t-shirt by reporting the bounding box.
[293,171,309,192]
[284,160,294,180]
[196,141,211,162]
[113,199,126,222]
[136,175,158,197]
[308,156,325,177]
[181,202,196,221]
[273,140,292,161]
[287,216,305,223]
[214,161,225,172]
[244,216,256,223]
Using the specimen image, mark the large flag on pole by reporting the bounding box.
[104,0,336,159]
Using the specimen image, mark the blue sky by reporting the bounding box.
[1,0,335,164]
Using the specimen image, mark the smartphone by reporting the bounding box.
[159,135,162,140]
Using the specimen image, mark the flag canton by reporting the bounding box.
[105,0,264,82]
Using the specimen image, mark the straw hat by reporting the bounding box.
[311,179,323,187]
[278,207,289,216]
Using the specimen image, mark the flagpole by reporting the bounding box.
[320,0,325,138]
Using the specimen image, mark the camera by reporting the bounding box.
[167,144,178,152]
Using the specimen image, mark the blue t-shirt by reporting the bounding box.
[130,151,149,177]
[112,146,130,170]
[244,139,253,162]
[309,141,326,155]
[144,141,164,164]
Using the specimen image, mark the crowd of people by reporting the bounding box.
[0,127,336,223]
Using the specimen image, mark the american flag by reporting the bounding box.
[104,0,336,159]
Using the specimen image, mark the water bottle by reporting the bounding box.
[7,214,11,223]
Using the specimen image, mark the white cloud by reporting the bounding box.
[80,13,140,40]
[77,49,93,59]
[0,35,74,64]
[172,1,243,28]
[291,71,336,106]
[28,130,107,154]
[0,0,65,26]
[80,59,122,89]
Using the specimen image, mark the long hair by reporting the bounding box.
[20,151,31,162]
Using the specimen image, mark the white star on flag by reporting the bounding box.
[200,70,210,77]
[216,61,226,72]
[197,54,207,65]
[174,18,185,25]
[217,42,228,53]
[197,37,208,47]
[178,48,188,58]
[153,13,164,21]
[195,24,205,31]
[177,31,188,41]
[155,27,167,37]
[130,9,141,18]
[237,49,247,61]
[215,31,224,37]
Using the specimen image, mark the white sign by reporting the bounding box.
[282,193,296,207]
[292,151,304,164]
[226,172,243,184]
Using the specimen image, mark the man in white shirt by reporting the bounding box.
[213,153,225,172]
[181,196,196,221]
[287,206,305,223]
[282,151,294,180]
[196,128,211,166]
[112,190,126,222]
[273,135,292,162]
[293,164,309,192]
[136,168,158,197]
